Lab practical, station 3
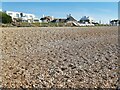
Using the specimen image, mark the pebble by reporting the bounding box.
[1,27,118,88]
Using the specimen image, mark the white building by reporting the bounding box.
[79,16,94,24]
[78,16,95,26]
[110,19,120,26]
[5,11,40,23]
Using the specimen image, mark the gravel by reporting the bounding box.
[0,26,119,88]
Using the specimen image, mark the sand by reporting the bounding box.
[0,26,119,88]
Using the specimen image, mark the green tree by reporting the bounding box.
[0,11,12,24]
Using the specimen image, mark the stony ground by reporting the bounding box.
[0,27,119,88]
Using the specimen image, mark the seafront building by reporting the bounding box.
[40,14,96,26]
[40,16,54,23]
[110,19,120,26]
[1,9,102,26]
[5,11,40,23]
[79,16,94,24]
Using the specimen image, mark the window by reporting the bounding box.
[16,14,19,18]
[34,20,39,21]
[8,13,12,15]
[30,15,33,18]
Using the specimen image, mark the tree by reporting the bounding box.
[0,11,12,24]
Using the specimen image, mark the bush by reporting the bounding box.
[0,11,12,24]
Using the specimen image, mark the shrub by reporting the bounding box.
[0,11,12,24]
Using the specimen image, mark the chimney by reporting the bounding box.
[43,14,44,18]
[52,16,54,20]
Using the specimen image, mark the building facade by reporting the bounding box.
[110,20,120,26]
[40,16,54,23]
[79,16,94,24]
[5,11,40,23]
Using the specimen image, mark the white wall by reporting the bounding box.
[5,11,38,23]
[6,11,21,19]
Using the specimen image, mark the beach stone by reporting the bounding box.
[0,27,118,88]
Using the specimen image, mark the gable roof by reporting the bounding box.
[66,16,77,22]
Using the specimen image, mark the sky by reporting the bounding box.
[1,0,119,2]
[1,2,118,24]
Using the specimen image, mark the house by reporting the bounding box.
[40,16,54,23]
[110,20,120,26]
[65,14,84,26]
[5,11,40,23]
[50,14,77,23]
[79,16,94,24]
[76,16,95,26]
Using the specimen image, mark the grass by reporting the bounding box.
[0,22,112,27]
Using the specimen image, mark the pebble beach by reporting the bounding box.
[0,26,119,88]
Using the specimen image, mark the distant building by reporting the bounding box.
[110,19,120,26]
[5,11,40,23]
[41,14,96,27]
[79,16,94,24]
[42,14,77,23]
[40,16,54,23]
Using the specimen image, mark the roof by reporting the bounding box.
[80,16,93,21]
[51,18,66,23]
[40,16,53,20]
[59,19,66,22]
[5,11,35,16]
[66,16,77,22]
[110,19,120,22]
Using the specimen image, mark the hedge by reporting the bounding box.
[0,11,12,24]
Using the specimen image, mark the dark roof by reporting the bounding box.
[59,19,66,23]
[66,16,77,22]
[51,19,66,23]
[110,20,120,22]
[40,16,52,20]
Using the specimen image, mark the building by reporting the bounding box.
[40,16,54,23]
[41,14,77,23]
[5,11,40,23]
[110,20,120,26]
[79,16,94,24]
